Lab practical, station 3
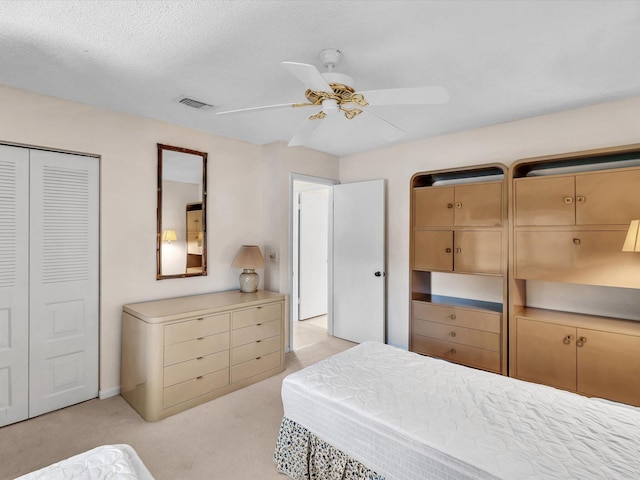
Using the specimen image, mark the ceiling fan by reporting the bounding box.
[216,49,449,147]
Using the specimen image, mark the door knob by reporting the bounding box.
[374,271,385,277]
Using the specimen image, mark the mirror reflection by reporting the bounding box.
[157,144,207,279]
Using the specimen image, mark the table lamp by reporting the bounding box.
[232,245,264,292]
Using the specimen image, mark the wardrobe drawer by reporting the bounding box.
[231,319,281,347]
[164,313,230,345]
[412,301,501,333]
[163,368,229,408]
[231,335,281,366]
[231,351,281,383]
[232,303,282,329]
[164,350,229,387]
[413,335,501,373]
[164,332,229,366]
[412,318,500,352]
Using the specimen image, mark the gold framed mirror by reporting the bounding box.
[157,143,207,279]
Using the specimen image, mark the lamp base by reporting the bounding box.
[239,269,259,293]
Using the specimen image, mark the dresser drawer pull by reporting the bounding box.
[196,376,203,380]
[197,337,204,340]
[256,339,262,343]
[450,314,456,320]
[256,356,262,360]
[256,323,262,326]
[449,348,456,355]
[572,238,581,245]
[197,317,204,321]
[197,356,203,360]
[450,331,456,337]
[257,306,263,309]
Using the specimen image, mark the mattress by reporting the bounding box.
[15,444,154,480]
[281,341,640,480]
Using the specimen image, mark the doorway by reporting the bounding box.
[290,174,336,351]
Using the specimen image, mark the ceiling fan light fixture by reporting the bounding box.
[322,98,339,115]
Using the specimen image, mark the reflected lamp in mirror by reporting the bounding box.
[232,245,265,293]
[622,220,640,252]
[162,229,178,243]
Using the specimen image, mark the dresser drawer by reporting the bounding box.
[412,318,500,352]
[413,335,501,373]
[163,368,229,408]
[164,313,230,345]
[231,351,281,383]
[412,301,501,333]
[164,332,229,366]
[231,318,281,347]
[232,302,282,329]
[164,350,229,387]
[231,335,281,366]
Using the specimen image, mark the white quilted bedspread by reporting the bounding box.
[282,341,640,480]
[16,444,154,480]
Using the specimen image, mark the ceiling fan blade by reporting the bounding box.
[216,102,297,116]
[358,86,449,106]
[282,61,332,92]
[288,118,322,147]
[360,111,406,142]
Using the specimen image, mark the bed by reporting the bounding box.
[274,341,640,480]
[15,444,154,480]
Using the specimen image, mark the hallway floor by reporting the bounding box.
[293,314,328,350]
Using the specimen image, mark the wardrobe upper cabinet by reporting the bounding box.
[414,182,502,227]
[414,230,502,275]
[515,168,640,226]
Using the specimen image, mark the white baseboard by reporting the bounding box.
[99,386,121,399]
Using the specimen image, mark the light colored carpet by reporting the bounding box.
[0,335,354,480]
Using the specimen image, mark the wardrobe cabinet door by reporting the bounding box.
[515,231,576,281]
[0,146,29,427]
[454,182,502,227]
[514,176,575,226]
[577,328,640,407]
[576,169,640,225]
[413,230,453,271]
[515,318,576,391]
[414,187,454,227]
[454,230,502,275]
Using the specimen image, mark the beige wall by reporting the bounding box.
[0,84,338,396]
[339,96,640,349]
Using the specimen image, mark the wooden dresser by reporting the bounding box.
[121,290,286,421]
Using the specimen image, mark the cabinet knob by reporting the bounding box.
[449,348,456,355]
[450,331,457,337]
[455,248,462,253]
[447,203,454,209]
[572,238,581,245]
[576,196,586,203]
[445,248,452,253]
[577,336,587,347]
[563,334,574,344]
[450,314,456,320]
[564,197,574,204]
[455,202,462,209]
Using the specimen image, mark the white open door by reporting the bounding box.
[299,189,329,320]
[333,179,385,344]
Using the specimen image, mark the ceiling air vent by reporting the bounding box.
[178,97,214,110]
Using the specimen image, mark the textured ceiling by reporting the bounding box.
[1,1,639,156]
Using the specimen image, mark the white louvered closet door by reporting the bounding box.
[0,146,30,427]
[29,149,99,417]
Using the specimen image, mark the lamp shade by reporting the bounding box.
[232,245,265,269]
[622,220,640,252]
[162,229,177,242]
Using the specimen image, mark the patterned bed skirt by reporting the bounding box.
[274,416,385,480]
